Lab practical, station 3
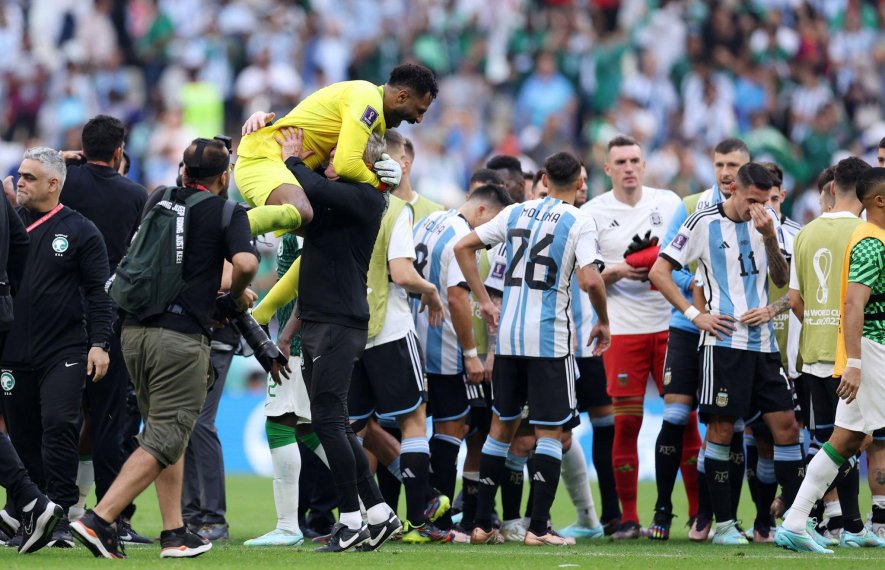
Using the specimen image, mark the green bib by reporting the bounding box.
[768,278,790,370]
[367,196,410,339]
[471,249,491,355]
[409,194,444,227]
[794,215,864,366]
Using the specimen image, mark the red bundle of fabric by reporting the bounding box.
[624,230,660,290]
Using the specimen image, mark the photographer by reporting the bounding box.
[71,138,258,559]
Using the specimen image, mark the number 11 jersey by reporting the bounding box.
[659,203,784,353]
[475,197,602,358]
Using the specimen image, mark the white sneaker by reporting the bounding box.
[243,528,304,547]
[501,518,528,542]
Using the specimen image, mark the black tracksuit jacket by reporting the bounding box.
[285,157,387,329]
[1,205,113,367]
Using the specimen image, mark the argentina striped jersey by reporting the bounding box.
[570,274,598,358]
[660,203,785,352]
[412,209,472,374]
[474,197,602,358]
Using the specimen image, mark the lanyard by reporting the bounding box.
[186,184,210,193]
[26,203,64,233]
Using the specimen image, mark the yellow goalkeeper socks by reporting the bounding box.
[247,204,302,237]
[253,258,300,325]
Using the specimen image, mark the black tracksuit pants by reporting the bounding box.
[1,358,85,512]
[0,431,42,509]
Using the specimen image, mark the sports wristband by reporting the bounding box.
[683,306,701,322]
[463,348,478,359]
[846,358,862,371]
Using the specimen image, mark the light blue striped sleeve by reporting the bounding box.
[662,202,694,293]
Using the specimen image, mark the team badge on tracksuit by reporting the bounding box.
[52,234,69,255]
[1,371,14,392]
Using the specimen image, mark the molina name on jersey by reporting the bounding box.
[475,197,602,359]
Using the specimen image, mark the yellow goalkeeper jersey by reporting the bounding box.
[237,80,387,187]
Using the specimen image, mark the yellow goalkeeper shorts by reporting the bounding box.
[233,155,302,207]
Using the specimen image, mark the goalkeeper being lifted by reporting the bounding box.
[235,63,439,236]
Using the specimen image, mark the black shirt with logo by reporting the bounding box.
[125,187,256,337]
[285,157,387,329]
[1,205,113,368]
[61,163,148,275]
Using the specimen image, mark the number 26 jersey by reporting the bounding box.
[476,197,602,358]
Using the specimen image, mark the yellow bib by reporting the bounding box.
[833,222,885,376]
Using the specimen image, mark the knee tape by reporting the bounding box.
[662,402,692,426]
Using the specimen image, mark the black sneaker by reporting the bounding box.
[118,520,153,544]
[610,521,643,540]
[49,517,75,548]
[19,497,63,554]
[0,508,19,540]
[423,490,451,523]
[5,526,22,548]
[356,513,402,551]
[601,517,621,537]
[647,509,674,541]
[71,510,127,559]
[315,522,369,552]
[159,527,212,558]
[196,522,229,542]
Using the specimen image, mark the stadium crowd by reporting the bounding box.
[0,0,882,207]
[0,0,884,561]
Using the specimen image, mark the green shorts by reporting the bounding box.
[121,325,211,467]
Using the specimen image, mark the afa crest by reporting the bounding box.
[715,390,729,407]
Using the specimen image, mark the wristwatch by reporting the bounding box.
[91,341,111,352]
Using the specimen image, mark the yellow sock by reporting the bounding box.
[253,258,301,325]
[247,204,302,237]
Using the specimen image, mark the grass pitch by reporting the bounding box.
[1,476,881,568]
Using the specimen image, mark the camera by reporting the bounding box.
[215,293,287,374]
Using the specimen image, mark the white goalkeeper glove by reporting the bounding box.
[373,153,402,189]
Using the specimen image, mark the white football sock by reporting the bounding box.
[366,502,391,525]
[340,510,363,530]
[313,443,329,468]
[783,449,841,533]
[270,442,302,534]
[561,443,600,527]
[823,499,842,520]
[75,459,94,510]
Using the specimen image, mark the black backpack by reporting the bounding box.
[109,187,234,320]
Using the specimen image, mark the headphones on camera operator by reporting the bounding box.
[176,135,233,187]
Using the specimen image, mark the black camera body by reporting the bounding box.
[215,293,287,374]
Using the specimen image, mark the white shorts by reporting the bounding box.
[264,355,311,423]
[834,337,885,434]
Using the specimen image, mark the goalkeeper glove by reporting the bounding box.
[374,153,402,189]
